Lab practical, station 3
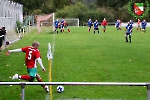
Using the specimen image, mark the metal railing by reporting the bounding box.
[0,82,150,100]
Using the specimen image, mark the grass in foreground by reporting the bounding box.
[0,26,150,100]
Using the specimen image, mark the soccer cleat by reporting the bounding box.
[12,74,19,80]
[44,85,49,92]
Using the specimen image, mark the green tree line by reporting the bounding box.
[12,0,150,24]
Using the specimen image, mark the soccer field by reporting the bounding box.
[0,26,150,100]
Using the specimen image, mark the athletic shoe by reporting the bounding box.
[44,85,49,92]
[12,74,19,80]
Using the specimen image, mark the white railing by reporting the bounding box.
[0,82,150,100]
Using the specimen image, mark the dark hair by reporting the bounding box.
[2,27,5,29]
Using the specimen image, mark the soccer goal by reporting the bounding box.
[57,18,79,27]
[37,13,55,32]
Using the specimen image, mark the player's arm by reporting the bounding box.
[130,28,133,32]
[36,57,46,72]
[125,27,127,32]
[6,48,22,55]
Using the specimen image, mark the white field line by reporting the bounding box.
[45,33,56,100]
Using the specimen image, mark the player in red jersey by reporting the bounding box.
[137,19,141,30]
[63,21,71,33]
[101,18,108,32]
[6,41,49,92]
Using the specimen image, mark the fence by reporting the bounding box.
[0,82,150,100]
[0,0,23,49]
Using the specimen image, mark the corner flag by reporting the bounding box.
[47,43,53,60]
[47,43,53,100]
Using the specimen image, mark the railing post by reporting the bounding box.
[20,83,25,100]
[147,83,150,100]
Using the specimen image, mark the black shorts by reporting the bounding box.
[88,26,92,28]
[94,28,99,30]
[126,33,131,35]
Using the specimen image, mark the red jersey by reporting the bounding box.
[63,22,68,26]
[102,20,108,26]
[22,46,41,68]
[138,20,141,25]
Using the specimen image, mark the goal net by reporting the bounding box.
[57,18,79,27]
[36,13,55,33]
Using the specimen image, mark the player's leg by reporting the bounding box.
[56,28,58,33]
[0,38,2,50]
[97,28,100,34]
[103,26,106,32]
[12,68,36,81]
[88,26,91,32]
[94,28,95,34]
[61,25,64,33]
[36,74,49,92]
[125,33,128,42]
[67,27,71,33]
[116,26,119,30]
[12,73,31,80]
[142,28,144,34]
[62,27,64,32]
[119,26,121,30]
[129,34,132,43]
[55,27,58,33]
[22,68,36,81]
[143,28,146,33]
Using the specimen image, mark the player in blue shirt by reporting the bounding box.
[87,18,93,32]
[125,22,133,43]
[115,20,121,30]
[93,20,100,34]
[54,19,59,33]
[129,20,133,26]
[141,19,147,34]
[61,18,65,33]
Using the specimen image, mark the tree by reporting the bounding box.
[96,0,129,10]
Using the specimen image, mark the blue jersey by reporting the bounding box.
[87,20,92,26]
[55,20,59,28]
[141,21,147,29]
[61,19,65,28]
[115,21,120,27]
[93,22,99,28]
[129,21,133,27]
[126,24,132,33]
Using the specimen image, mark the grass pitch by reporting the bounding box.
[0,26,150,100]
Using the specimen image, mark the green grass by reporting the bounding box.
[0,26,150,100]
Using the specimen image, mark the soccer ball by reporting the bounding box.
[57,85,64,93]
